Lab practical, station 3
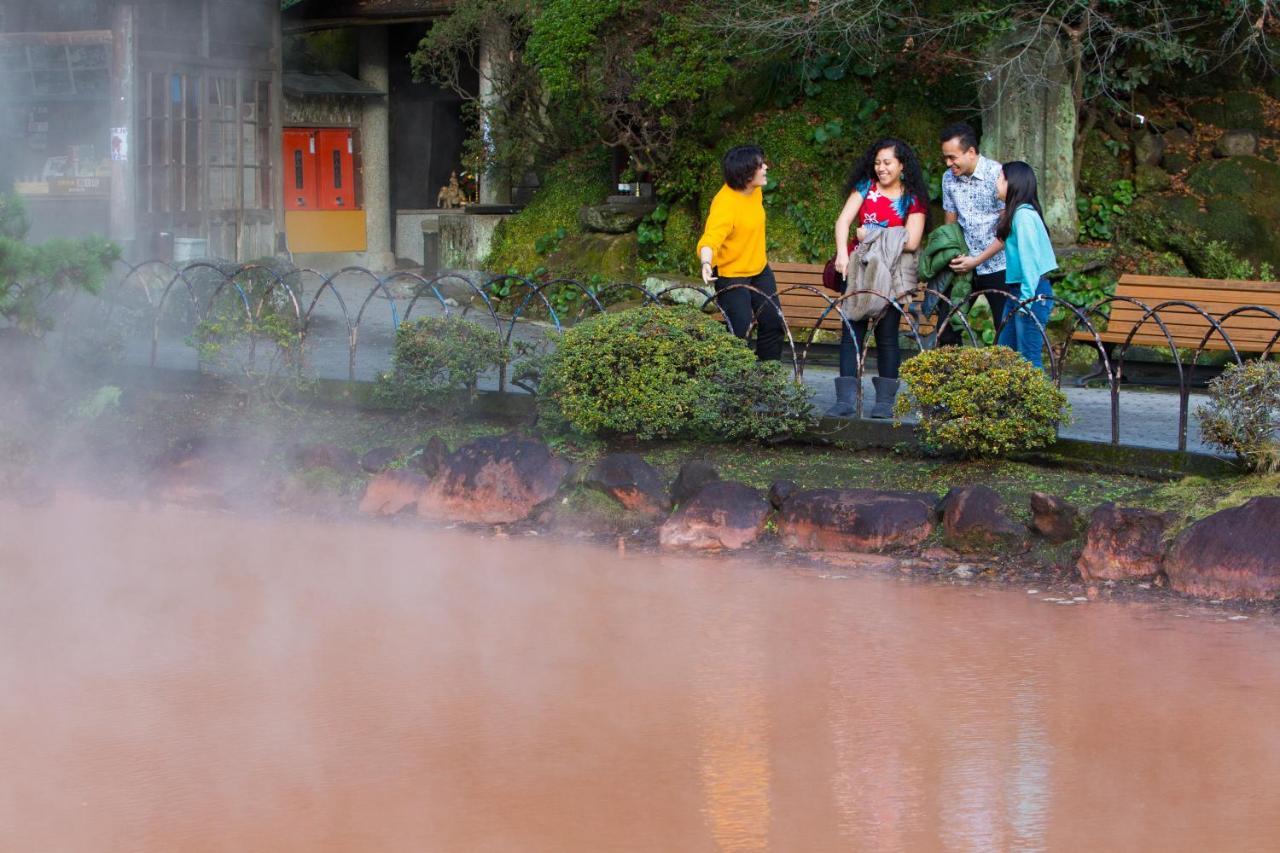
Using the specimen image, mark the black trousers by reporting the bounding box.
[939,268,1012,346]
[839,309,901,378]
[715,265,784,361]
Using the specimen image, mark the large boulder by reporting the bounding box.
[1161,127,1193,148]
[416,434,568,524]
[938,485,1026,550]
[1076,503,1174,581]
[658,480,770,550]
[1214,129,1259,158]
[642,275,707,307]
[1187,92,1266,131]
[778,489,936,552]
[1133,131,1164,166]
[579,202,655,234]
[360,446,400,473]
[1123,182,1280,276]
[1186,156,1280,271]
[767,479,797,511]
[293,442,361,476]
[359,469,429,516]
[669,460,721,507]
[1030,491,1080,543]
[1162,150,1195,174]
[543,232,638,283]
[1164,497,1280,600]
[585,452,668,515]
[412,435,450,477]
[1134,163,1171,193]
[1078,129,1127,195]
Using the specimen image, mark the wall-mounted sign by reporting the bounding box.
[110,127,127,161]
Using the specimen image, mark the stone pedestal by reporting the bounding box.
[437,211,510,270]
[395,209,452,267]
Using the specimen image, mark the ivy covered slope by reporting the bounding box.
[485,68,958,282]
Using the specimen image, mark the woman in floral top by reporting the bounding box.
[827,137,929,418]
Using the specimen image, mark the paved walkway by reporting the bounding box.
[77,275,1217,455]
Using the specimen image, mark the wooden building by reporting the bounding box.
[1,0,283,261]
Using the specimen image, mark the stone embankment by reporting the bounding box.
[155,430,1279,603]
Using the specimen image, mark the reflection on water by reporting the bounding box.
[2,494,1280,852]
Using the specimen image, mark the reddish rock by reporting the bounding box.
[152,435,265,506]
[1076,502,1173,581]
[659,480,770,550]
[360,446,400,473]
[294,442,361,475]
[939,485,1026,550]
[417,434,568,525]
[413,436,450,477]
[1030,491,1080,543]
[768,479,797,510]
[669,460,720,507]
[1164,497,1280,600]
[359,469,430,516]
[778,489,936,552]
[810,551,900,572]
[586,453,668,515]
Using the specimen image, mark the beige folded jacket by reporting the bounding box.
[841,225,919,322]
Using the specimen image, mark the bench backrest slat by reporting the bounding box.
[1069,273,1280,352]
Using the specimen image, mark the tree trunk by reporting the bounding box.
[980,32,1078,245]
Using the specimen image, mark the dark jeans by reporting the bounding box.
[715,265,784,361]
[838,309,901,378]
[939,268,1012,346]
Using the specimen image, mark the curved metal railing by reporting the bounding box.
[41,259,1280,453]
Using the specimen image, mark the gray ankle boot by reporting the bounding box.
[824,376,859,418]
[870,376,900,419]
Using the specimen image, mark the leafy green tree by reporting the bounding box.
[410,0,554,187]
[0,193,120,334]
[526,0,735,172]
[711,0,1280,178]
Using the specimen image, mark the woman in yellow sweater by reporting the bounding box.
[696,145,783,361]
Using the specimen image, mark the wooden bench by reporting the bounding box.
[770,261,937,338]
[1069,274,1280,354]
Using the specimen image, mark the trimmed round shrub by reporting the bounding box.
[1197,360,1280,472]
[895,346,1070,458]
[375,316,507,409]
[539,305,812,440]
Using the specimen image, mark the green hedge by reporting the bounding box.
[538,305,813,440]
[897,346,1070,458]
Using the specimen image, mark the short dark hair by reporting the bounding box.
[722,145,765,190]
[940,122,979,154]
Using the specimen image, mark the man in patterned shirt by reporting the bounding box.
[939,122,1009,344]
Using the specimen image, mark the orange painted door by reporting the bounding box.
[282,129,317,211]
[316,129,357,210]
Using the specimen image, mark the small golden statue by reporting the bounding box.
[437,171,466,209]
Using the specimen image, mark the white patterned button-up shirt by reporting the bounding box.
[941,154,1006,275]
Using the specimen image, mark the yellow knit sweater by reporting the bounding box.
[696,184,767,278]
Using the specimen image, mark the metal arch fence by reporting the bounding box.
[49,259,1280,453]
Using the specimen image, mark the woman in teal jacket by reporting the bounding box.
[994,161,1057,369]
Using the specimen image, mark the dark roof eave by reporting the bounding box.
[282,70,386,98]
